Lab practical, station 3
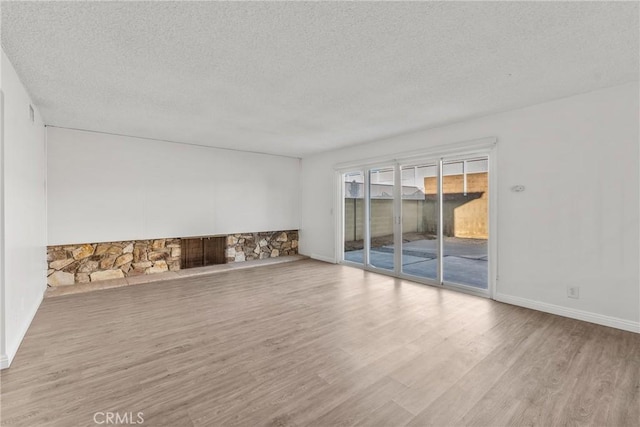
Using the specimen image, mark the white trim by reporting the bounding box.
[442,281,490,298]
[1,290,44,369]
[333,170,343,265]
[436,159,443,284]
[309,253,337,264]
[333,136,497,171]
[0,89,6,364]
[363,170,371,267]
[495,292,640,333]
[0,354,8,370]
[393,165,402,274]
[487,145,498,299]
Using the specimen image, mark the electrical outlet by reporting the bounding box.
[567,286,580,299]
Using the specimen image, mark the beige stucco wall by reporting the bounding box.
[344,199,425,241]
[424,172,488,239]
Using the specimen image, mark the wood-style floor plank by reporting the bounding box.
[1,260,638,426]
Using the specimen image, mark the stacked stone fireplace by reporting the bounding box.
[47,230,299,286]
[226,231,298,262]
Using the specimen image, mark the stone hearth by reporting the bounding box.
[226,230,298,262]
[47,239,181,286]
[47,230,299,286]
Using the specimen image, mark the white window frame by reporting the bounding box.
[334,137,498,299]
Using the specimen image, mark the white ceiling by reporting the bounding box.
[2,1,638,158]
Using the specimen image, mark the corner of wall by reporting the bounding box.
[1,66,7,370]
[2,290,44,369]
[1,48,48,369]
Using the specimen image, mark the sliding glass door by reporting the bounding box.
[440,157,489,289]
[341,149,492,295]
[368,166,396,272]
[399,162,438,282]
[343,171,365,265]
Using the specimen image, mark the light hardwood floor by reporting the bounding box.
[1,260,638,426]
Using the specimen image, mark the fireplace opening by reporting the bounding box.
[181,236,227,269]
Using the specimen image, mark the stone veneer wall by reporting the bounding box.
[47,230,299,286]
[225,230,298,262]
[47,239,181,286]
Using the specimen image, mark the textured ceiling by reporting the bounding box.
[1,1,638,157]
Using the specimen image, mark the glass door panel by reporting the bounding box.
[400,162,438,281]
[368,167,395,271]
[441,157,489,289]
[343,171,365,264]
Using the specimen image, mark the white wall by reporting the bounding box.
[0,50,48,368]
[300,82,640,331]
[47,127,301,245]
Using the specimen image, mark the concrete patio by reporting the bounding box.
[344,238,488,289]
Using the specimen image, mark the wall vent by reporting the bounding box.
[29,104,34,122]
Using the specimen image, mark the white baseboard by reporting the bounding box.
[308,253,337,264]
[1,290,44,370]
[495,292,640,333]
[0,354,8,369]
